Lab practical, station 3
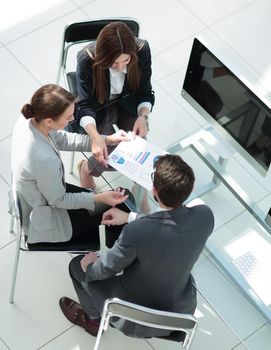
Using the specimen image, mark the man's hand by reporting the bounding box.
[94,188,129,207]
[80,252,98,272]
[101,207,129,226]
[133,116,148,137]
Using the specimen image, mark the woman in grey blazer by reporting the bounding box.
[12,84,129,246]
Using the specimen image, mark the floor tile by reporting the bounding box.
[200,182,245,230]
[147,292,242,350]
[233,345,249,350]
[0,0,77,44]
[192,256,266,340]
[0,178,14,249]
[152,37,192,82]
[0,339,8,350]
[0,137,12,185]
[7,9,88,85]
[157,69,209,127]
[72,0,95,7]
[223,156,268,203]
[81,0,206,55]
[0,47,40,140]
[234,323,271,350]
[38,325,153,350]
[147,83,200,149]
[211,0,271,95]
[232,152,271,194]
[182,0,256,26]
[0,243,75,350]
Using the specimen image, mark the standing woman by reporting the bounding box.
[75,21,155,188]
[11,84,129,247]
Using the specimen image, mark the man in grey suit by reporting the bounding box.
[59,154,214,338]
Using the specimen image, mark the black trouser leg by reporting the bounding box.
[69,255,101,319]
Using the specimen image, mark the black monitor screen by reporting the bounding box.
[182,38,271,174]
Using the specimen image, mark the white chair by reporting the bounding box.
[9,184,100,304]
[94,298,197,350]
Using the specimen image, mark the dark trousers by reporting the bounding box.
[69,255,127,320]
[67,183,131,248]
[28,183,130,249]
[69,255,101,319]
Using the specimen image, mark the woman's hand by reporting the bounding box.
[105,130,132,145]
[94,188,129,207]
[91,134,108,167]
[133,116,148,137]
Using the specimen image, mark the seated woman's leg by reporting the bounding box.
[66,183,109,241]
[68,184,133,249]
[27,184,108,250]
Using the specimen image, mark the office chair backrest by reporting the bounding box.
[94,298,197,350]
[57,17,140,85]
[64,18,139,44]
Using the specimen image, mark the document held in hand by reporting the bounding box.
[108,133,168,190]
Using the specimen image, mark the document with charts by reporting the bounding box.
[108,133,168,190]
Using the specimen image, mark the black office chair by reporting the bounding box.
[94,298,198,350]
[9,184,100,304]
[56,18,140,173]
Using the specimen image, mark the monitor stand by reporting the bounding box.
[168,125,271,234]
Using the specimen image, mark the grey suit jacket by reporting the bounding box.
[11,116,95,243]
[83,204,214,337]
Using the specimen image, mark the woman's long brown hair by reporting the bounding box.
[92,22,141,104]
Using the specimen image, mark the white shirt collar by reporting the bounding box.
[109,67,127,96]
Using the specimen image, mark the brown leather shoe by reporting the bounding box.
[59,297,100,336]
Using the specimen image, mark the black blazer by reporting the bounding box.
[75,39,155,126]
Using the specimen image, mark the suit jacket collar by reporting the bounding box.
[28,120,62,160]
[146,206,189,220]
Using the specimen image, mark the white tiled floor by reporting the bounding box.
[1,0,271,349]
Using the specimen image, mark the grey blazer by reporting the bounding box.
[83,204,214,338]
[11,116,95,243]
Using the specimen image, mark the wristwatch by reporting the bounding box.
[139,114,149,120]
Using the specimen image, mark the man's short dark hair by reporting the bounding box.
[153,154,195,208]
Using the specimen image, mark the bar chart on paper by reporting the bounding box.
[108,133,168,190]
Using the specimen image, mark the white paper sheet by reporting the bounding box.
[108,133,168,190]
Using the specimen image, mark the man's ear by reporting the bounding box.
[152,186,159,203]
[152,186,158,197]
